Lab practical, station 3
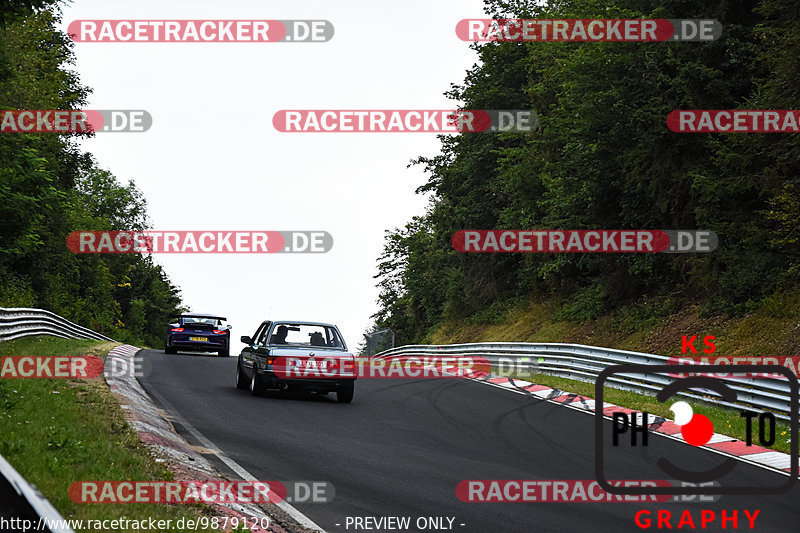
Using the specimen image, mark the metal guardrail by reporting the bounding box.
[0,307,115,343]
[375,343,798,421]
[0,453,75,533]
[0,306,110,530]
[0,308,269,530]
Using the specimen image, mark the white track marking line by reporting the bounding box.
[741,451,792,470]
[141,368,326,531]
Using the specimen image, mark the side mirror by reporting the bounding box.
[241,335,252,344]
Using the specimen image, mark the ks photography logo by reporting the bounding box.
[594,364,798,496]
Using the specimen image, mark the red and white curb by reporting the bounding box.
[462,370,797,477]
[104,344,286,533]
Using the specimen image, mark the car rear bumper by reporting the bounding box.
[258,371,355,391]
[166,337,228,351]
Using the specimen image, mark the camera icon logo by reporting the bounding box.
[594,364,798,496]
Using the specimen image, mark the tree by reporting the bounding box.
[373,0,796,340]
[0,2,183,345]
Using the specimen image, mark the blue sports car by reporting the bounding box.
[165,314,231,356]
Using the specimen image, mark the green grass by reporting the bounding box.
[506,372,795,456]
[428,290,800,357]
[0,336,118,358]
[0,336,231,532]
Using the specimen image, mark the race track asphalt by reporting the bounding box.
[137,349,800,533]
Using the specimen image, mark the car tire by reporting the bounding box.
[165,346,177,354]
[336,382,354,403]
[250,370,265,396]
[236,361,248,390]
[219,348,230,357]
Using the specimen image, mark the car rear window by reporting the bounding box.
[268,324,344,349]
[181,317,220,326]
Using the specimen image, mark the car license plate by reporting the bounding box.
[190,336,208,342]
[292,359,325,369]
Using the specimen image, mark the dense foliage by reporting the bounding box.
[371,0,800,344]
[0,2,182,347]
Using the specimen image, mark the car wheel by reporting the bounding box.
[219,348,230,357]
[336,382,354,403]
[165,346,177,354]
[235,361,248,390]
[250,370,265,396]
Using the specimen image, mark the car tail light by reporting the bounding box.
[213,329,226,334]
[171,327,184,332]
[266,356,276,366]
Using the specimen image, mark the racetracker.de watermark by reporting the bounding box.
[272,110,537,133]
[1,356,103,379]
[667,110,800,132]
[66,231,332,253]
[1,355,152,380]
[455,480,724,502]
[273,355,493,380]
[666,356,800,379]
[0,110,151,133]
[67,20,334,42]
[456,19,721,42]
[69,481,285,504]
[452,230,717,253]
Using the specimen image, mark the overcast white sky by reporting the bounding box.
[58,0,487,351]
